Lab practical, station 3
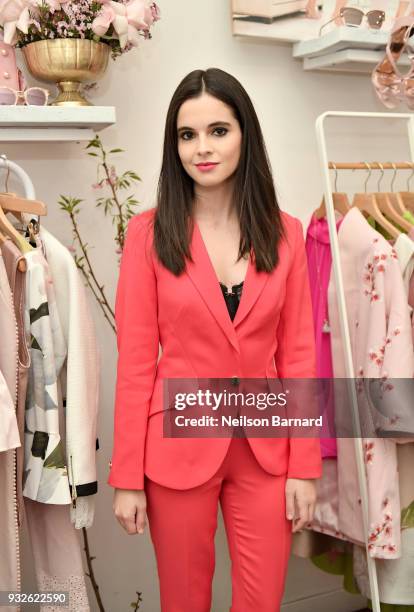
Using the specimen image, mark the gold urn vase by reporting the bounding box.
[22,39,110,107]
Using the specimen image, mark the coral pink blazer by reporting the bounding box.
[107,207,322,490]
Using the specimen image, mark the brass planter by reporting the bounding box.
[22,39,110,107]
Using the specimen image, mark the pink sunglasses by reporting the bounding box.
[0,86,50,106]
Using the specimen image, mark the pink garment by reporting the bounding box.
[0,253,20,611]
[328,208,414,559]
[145,437,291,611]
[305,213,342,458]
[1,237,30,528]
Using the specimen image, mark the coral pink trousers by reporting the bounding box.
[145,436,292,611]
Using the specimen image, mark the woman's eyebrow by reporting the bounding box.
[177,121,232,132]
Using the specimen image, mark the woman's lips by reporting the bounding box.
[196,163,219,172]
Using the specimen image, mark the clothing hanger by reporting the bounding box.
[372,163,412,232]
[314,163,351,219]
[399,162,414,211]
[389,162,408,215]
[352,162,401,239]
[0,155,46,261]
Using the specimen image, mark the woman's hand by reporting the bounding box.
[285,478,317,533]
[113,488,147,535]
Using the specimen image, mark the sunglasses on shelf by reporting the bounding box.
[0,87,50,106]
[319,8,386,37]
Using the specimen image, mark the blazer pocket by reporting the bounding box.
[148,374,200,417]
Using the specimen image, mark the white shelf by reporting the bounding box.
[232,11,395,74]
[232,13,322,43]
[302,47,410,73]
[293,26,388,59]
[0,105,116,142]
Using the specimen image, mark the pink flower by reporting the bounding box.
[91,4,115,37]
[92,0,156,49]
[0,0,31,45]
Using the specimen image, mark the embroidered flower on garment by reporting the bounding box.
[363,441,374,464]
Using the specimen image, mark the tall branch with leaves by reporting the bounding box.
[58,135,141,331]
[58,134,143,610]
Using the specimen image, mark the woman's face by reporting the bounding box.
[177,92,242,189]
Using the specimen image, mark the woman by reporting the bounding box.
[108,68,322,611]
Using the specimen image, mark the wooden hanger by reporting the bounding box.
[314,163,351,219]
[374,192,412,231]
[352,163,400,239]
[399,162,414,212]
[353,193,400,239]
[372,164,412,232]
[0,193,47,268]
[0,191,47,217]
[314,193,351,219]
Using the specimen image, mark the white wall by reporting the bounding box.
[13,1,412,610]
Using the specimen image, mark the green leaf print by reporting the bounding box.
[401,501,414,530]
[44,441,66,469]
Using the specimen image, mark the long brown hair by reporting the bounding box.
[153,68,285,275]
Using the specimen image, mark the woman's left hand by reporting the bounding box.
[285,478,317,533]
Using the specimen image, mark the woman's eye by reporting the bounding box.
[213,127,228,136]
[180,131,193,141]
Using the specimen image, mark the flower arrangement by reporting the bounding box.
[0,0,161,58]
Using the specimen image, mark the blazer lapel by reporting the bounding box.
[186,221,240,353]
[185,221,270,353]
[232,260,270,328]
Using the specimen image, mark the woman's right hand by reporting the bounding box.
[113,488,147,535]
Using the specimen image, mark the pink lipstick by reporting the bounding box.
[196,162,219,172]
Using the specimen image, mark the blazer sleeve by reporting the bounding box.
[107,214,159,490]
[275,217,322,479]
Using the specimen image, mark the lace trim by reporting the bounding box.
[37,573,90,611]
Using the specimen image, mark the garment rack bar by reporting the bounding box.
[328,161,414,170]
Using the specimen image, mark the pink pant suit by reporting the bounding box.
[108,208,322,611]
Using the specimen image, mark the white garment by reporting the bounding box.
[36,222,100,529]
[23,248,71,505]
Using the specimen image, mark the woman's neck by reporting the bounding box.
[193,180,237,227]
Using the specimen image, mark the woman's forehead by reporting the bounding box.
[177,95,234,128]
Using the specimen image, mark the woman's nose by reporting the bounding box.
[197,133,213,155]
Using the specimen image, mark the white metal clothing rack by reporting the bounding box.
[315,111,414,612]
[0,156,37,200]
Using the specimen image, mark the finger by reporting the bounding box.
[285,489,294,521]
[136,507,147,534]
[123,513,138,535]
[308,500,316,524]
[293,516,307,533]
[292,502,307,533]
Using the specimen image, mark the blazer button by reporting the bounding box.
[231,376,240,386]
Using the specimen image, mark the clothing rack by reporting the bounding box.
[327,161,414,170]
[0,156,37,201]
[315,111,414,612]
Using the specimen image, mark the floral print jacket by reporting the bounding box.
[327,207,414,559]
